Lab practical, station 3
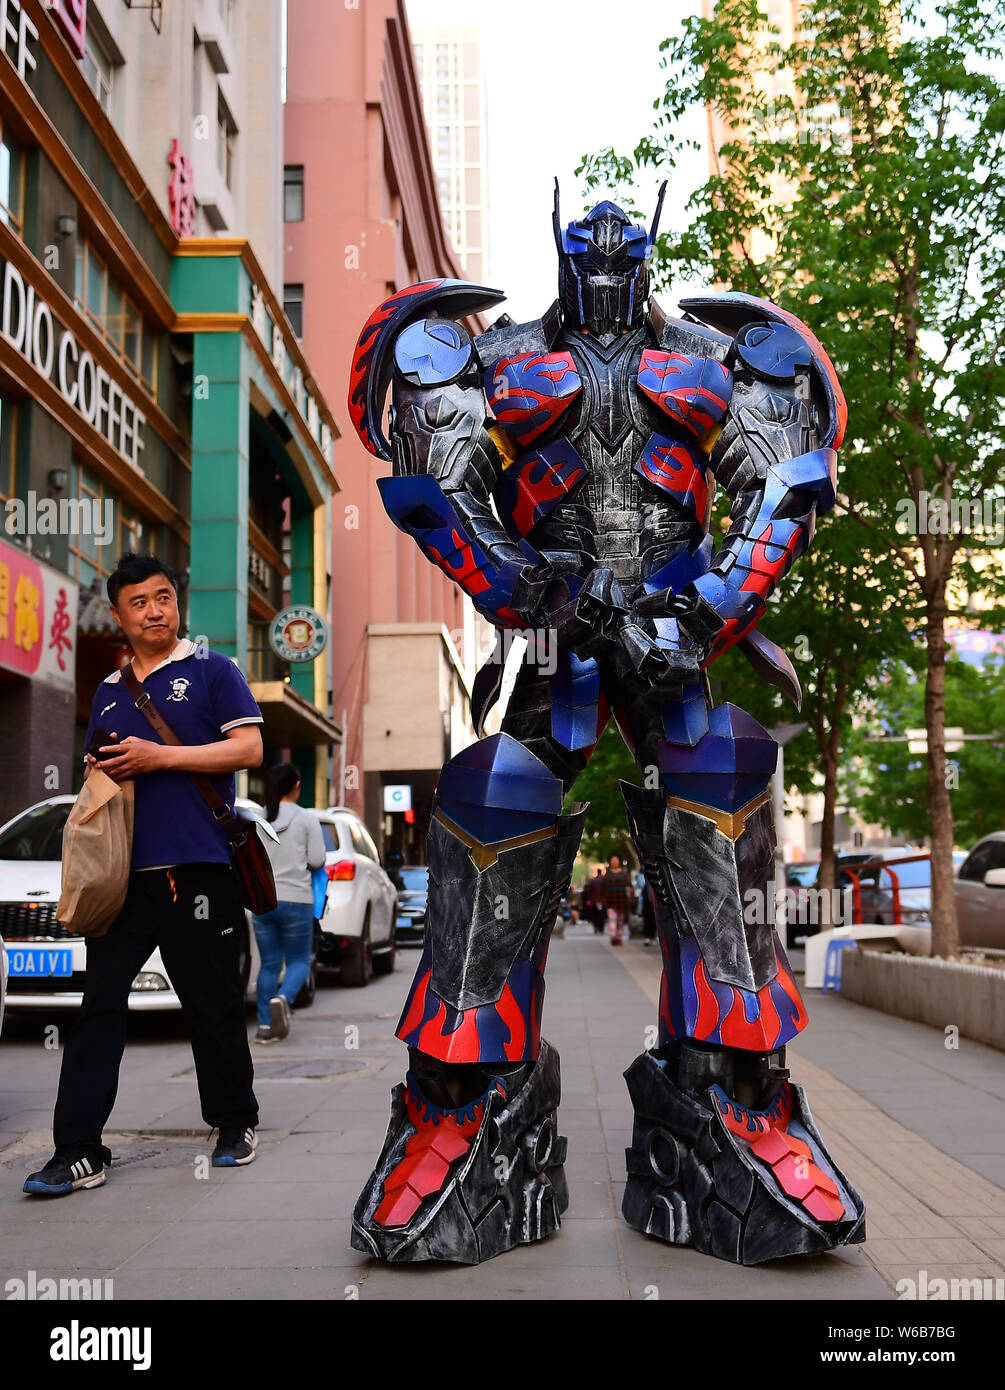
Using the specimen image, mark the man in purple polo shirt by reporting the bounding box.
[25,553,266,1196]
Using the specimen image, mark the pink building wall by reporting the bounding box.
[285,0,471,810]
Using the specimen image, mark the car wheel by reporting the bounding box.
[294,963,317,1009]
[341,918,372,988]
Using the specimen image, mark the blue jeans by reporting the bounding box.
[251,901,314,1027]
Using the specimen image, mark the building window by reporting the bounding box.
[0,395,17,503]
[0,121,24,234]
[82,27,115,114]
[217,93,237,190]
[73,241,157,394]
[284,165,304,222]
[283,284,304,339]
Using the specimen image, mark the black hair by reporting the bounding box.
[107,553,179,608]
[265,761,301,822]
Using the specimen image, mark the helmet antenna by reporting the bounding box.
[552,177,563,254]
[648,180,668,253]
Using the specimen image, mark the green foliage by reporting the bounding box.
[563,722,640,866]
[849,654,1005,845]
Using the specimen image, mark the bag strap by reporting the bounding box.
[119,662,243,841]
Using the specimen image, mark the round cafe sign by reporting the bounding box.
[269,605,328,663]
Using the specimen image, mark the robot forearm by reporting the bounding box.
[685,445,838,664]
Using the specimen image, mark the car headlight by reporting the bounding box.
[131,972,169,991]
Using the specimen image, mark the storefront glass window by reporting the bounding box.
[123,302,141,376]
[86,248,106,325]
[0,395,16,502]
[0,122,23,234]
[105,279,123,349]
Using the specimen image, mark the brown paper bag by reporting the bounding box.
[56,769,135,939]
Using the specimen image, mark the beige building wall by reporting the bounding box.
[80,0,284,293]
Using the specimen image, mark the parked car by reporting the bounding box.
[391,865,428,945]
[955,834,1005,950]
[853,852,932,926]
[0,794,274,1013]
[313,807,397,985]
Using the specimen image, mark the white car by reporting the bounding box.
[0,794,270,1013]
[313,807,397,986]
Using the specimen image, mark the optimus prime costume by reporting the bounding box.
[346,185,866,1266]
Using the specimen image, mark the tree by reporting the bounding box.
[711,523,915,893]
[579,0,1005,955]
[850,652,1005,846]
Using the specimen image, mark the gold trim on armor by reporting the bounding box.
[433,808,557,870]
[665,789,771,842]
[487,423,520,468]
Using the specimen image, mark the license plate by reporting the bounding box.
[6,946,73,977]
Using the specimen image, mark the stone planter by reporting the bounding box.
[840,949,1005,1050]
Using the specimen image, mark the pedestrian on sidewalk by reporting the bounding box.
[252,762,326,1044]
[602,854,636,947]
[24,554,265,1197]
[585,865,607,934]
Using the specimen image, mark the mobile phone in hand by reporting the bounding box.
[87,728,120,762]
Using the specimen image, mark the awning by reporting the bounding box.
[249,680,343,747]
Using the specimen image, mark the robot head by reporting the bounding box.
[553,181,666,341]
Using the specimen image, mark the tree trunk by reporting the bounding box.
[925,591,959,958]
[817,749,839,920]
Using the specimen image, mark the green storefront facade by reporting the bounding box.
[171,240,341,809]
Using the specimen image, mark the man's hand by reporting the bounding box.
[98,737,171,781]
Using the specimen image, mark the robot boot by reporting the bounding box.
[350,1042,568,1264]
[621,1042,865,1264]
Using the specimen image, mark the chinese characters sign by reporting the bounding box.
[167,139,195,238]
[48,0,87,61]
[0,537,78,691]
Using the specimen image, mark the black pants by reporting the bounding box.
[53,862,259,1155]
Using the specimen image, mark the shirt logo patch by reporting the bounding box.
[99,701,117,718]
[167,678,192,703]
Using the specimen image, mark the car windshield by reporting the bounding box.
[860,859,932,890]
[0,804,70,860]
[399,868,428,891]
[787,865,816,886]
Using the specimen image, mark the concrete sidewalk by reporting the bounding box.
[0,931,1001,1300]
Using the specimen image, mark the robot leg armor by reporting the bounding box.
[351,733,586,1263]
[618,705,866,1261]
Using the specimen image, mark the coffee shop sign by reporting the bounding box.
[2,262,147,469]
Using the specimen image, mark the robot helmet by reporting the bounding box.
[553,180,666,342]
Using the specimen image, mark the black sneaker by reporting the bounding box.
[23,1147,110,1197]
[211,1127,257,1167]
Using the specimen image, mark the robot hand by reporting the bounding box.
[615,620,702,689]
[538,565,631,660]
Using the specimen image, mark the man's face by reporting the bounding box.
[111,574,179,654]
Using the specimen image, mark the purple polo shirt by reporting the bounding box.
[83,639,264,870]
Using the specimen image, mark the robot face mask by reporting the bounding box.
[553,183,666,343]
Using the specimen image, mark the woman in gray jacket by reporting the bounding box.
[252,762,327,1043]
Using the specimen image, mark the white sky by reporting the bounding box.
[405,0,708,323]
